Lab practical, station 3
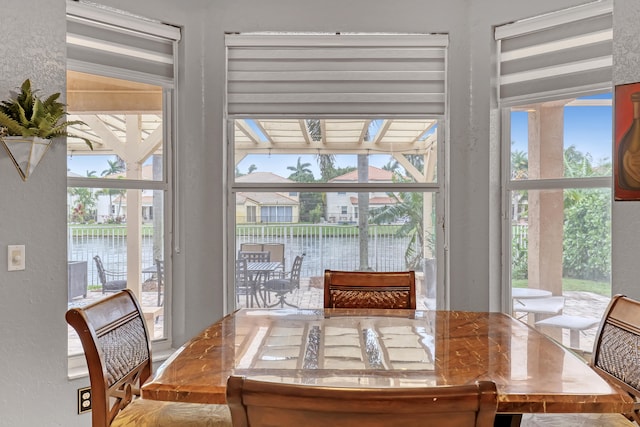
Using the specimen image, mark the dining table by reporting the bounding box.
[141,308,634,425]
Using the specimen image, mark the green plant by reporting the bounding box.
[0,79,92,148]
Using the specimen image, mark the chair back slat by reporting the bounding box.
[238,251,270,263]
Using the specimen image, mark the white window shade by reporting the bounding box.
[495,0,612,106]
[66,1,180,88]
[225,33,448,116]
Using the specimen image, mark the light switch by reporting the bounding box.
[8,245,25,271]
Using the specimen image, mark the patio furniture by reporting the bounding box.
[93,255,127,294]
[226,375,498,427]
[323,270,416,309]
[235,258,261,307]
[535,314,600,349]
[65,289,231,427]
[262,255,304,308]
[520,294,640,427]
[238,251,270,263]
[512,296,565,322]
[67,260,87,301]
[240,243,285,272]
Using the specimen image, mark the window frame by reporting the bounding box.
[225,114,449,312]
[500,103,612,313]
[65,1,179,371]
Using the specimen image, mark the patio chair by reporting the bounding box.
[226,375,498,427]
[93,255,127,294]
[520,294,640,427]
[236,258,260,307]
[262,243,285,272]
[238,251,270,263]
[324,270,416,309]
[262,255,304,308]
[65,289,231,427]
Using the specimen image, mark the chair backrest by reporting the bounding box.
[236,258,249,284]
[591,294,640,418]
[238,251,270,263]
[240,243,263,252]
[66,289,152,427]
[262,243,285,265]
[289,255,304,287]
[324,270,416,309]
[93,255,107,286]
[226,376,497,427]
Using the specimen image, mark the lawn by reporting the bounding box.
[512,278,610,297]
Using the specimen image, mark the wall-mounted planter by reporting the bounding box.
[1,135,52,181]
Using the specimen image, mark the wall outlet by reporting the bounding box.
[78,387,92,414]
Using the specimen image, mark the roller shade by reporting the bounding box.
[225,33,448,116]
[66,1,180,88]
[495,0,612,106]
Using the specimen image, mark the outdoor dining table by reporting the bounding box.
[141,308,633,425]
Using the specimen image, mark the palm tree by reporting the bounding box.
[99,159,126,221]
[287,157,314,182]
[370,190,426,270]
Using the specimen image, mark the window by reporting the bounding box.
[246,206,257,223]
[66,3,179,362]
[496,1,613,353]
[227,33,447,311]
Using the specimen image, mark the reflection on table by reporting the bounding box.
[142,308,633,418]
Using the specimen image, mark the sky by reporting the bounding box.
[510,93,613,166]
[67,93,614,178]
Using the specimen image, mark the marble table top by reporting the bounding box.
[142,308,633,415]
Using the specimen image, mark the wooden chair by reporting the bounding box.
[324,270,416,309]
[66,289,231,427]
[93,255,127,294]
[226,375,497,427]
[520,294,640,427]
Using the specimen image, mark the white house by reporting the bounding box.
[325,166,396,223]
[235,172,300,223]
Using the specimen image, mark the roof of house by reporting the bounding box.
[329,166,394,183]
[237,192,298,206]
[236,171,293,183]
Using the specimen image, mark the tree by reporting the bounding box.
[287,157,314,182]
[370,190,426,270]
[69,187,97,223]
[99,159,125,221]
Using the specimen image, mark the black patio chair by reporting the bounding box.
[262,254,304,308]
[93,255,127,294]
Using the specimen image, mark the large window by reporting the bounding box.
[66,3,178,363]
[497,1,613,354]
[226,33,448,311]
[230,118,443,311]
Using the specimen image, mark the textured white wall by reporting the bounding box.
[0,0,77,425]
